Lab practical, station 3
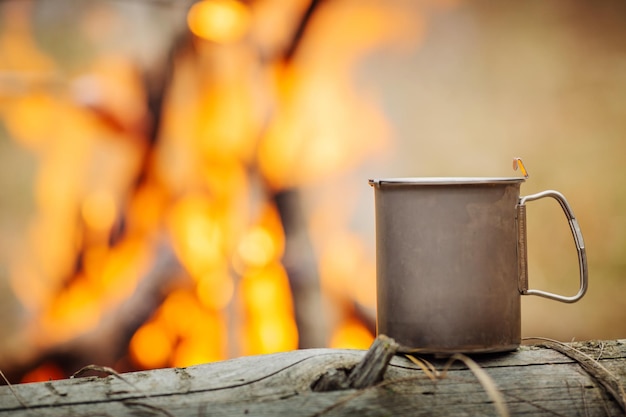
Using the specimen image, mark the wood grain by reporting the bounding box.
[0,339,624,416]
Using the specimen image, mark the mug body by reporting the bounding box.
[370,177,525,353]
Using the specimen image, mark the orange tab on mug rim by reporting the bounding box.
[513,157,529,179]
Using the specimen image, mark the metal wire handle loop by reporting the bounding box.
[516,190,588,303]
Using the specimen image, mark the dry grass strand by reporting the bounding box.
[72,364,150,398]
[442,353,510,417]
[405,354,438,381]
[0,368,29,409]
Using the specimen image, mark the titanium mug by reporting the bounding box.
[368,177,588,353]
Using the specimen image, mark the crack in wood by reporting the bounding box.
[44,382,68,397]
[123,399,175,417]
[106,390,131,396]
[174,368,192,393]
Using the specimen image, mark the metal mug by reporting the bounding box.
[368,177,588,353]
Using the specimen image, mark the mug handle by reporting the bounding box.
[516,190,588,303]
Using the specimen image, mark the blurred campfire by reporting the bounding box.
[0,0,425,383]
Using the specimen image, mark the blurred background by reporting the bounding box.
[0,0,625,384]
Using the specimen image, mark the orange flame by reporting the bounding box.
[239,262,298,355]
[187,0,251,44]
[130,288,228,369]
[0,0,443,383]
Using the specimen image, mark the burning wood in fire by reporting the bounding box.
[0,0,429,384]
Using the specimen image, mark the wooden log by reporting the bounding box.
[1,339,625,416]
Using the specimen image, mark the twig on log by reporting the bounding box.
[348,334,398,389]
[524,336,626,414]
[311,334,399,392]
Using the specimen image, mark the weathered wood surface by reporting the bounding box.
[1,339,625,416]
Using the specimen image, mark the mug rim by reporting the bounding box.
[369,177,526,186]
